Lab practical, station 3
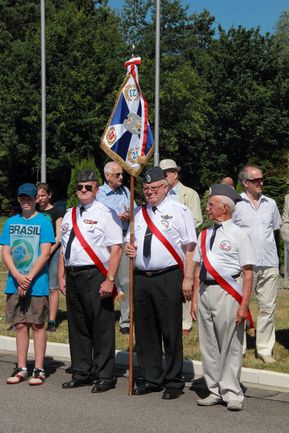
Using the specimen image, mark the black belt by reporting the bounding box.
[65,265,99,272]
[134,265,179,277]
[202,272,241,286]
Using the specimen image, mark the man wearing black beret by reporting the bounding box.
[126,166,197,400]
[192,184,255,411]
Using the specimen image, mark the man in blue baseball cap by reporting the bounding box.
[0,183,55,386]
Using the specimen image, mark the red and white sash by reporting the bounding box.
[142,206,184,272]
[71,207,118,298]
[201,228,254,330]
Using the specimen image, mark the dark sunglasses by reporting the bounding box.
[246,177,264,184]
[76,184,93,192]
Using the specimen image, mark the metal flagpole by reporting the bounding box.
[153,0,160,167]
[40,0,46,182]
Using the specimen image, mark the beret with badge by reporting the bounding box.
[77,169,97,183]
[143,166,165,184]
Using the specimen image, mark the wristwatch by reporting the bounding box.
[107,275,115,282]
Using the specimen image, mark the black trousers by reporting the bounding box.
[66,267,115,381]
[134,268,184,389]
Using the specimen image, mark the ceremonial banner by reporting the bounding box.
[100,57,154,176]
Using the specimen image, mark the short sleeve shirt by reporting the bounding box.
[97,183,131,231]
[38,206,64,237]
[130,197,197,270]
[194,219,255,278]
[233,193,281,267]
[61,201,123,267]
[0,213,55,295]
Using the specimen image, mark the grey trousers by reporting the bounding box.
[198,283,244,403]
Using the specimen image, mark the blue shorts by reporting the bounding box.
[48,248,60,290]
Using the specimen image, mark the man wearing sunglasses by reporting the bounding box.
[60,169,122,392]
[233,164,281,364]
[97,161,134,335]
[159,159,203,337]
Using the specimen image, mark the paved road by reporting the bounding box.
[0,351,288,433]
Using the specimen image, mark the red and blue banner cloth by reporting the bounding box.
[100,57,154,177]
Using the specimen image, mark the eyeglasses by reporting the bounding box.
[111,173,123,178]
[164,170,177,177]
[76,184,93,192]
[143,184,165,193]
[246,177,264,184]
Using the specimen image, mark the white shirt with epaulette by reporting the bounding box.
[61,201,123,267]
[194,219,255,277]
[130,196,197,271]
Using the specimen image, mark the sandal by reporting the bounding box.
[29,368,46,386]
[7,367,28,384]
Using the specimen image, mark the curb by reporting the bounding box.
[1,335,289,391]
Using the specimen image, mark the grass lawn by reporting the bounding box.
[0,263,289,374]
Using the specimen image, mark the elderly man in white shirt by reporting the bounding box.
[61,169,122,392]
[233,164,281,364]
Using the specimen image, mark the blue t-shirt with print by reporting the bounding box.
[0,213,55,296]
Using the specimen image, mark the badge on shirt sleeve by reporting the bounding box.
[61,223,69,233]
[219,240,232,251]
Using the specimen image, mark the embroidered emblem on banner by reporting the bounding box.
[124,113,141,134]
[106,127,117,147]
[124,84,139,102]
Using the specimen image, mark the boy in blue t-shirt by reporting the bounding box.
[0,183,55,385]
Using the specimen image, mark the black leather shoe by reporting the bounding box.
[62,378,92,389]
[162,388,183,400]
[133,382,164,395]
[120,327,129,335]
[91,379,117,393]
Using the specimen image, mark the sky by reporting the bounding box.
[108,0,289,34]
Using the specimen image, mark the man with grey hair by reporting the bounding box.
[97,161,132,334]
[126,166,197,399]
[192,184,255,411]
[233,164,281,364]
[159,158,203,336]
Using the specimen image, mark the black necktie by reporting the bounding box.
[199,223,221,281]
[65,206,85,261]
[143,206,157,258]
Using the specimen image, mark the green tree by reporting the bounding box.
[0,0,126,211]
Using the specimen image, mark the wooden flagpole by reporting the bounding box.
[128,174,135,395]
